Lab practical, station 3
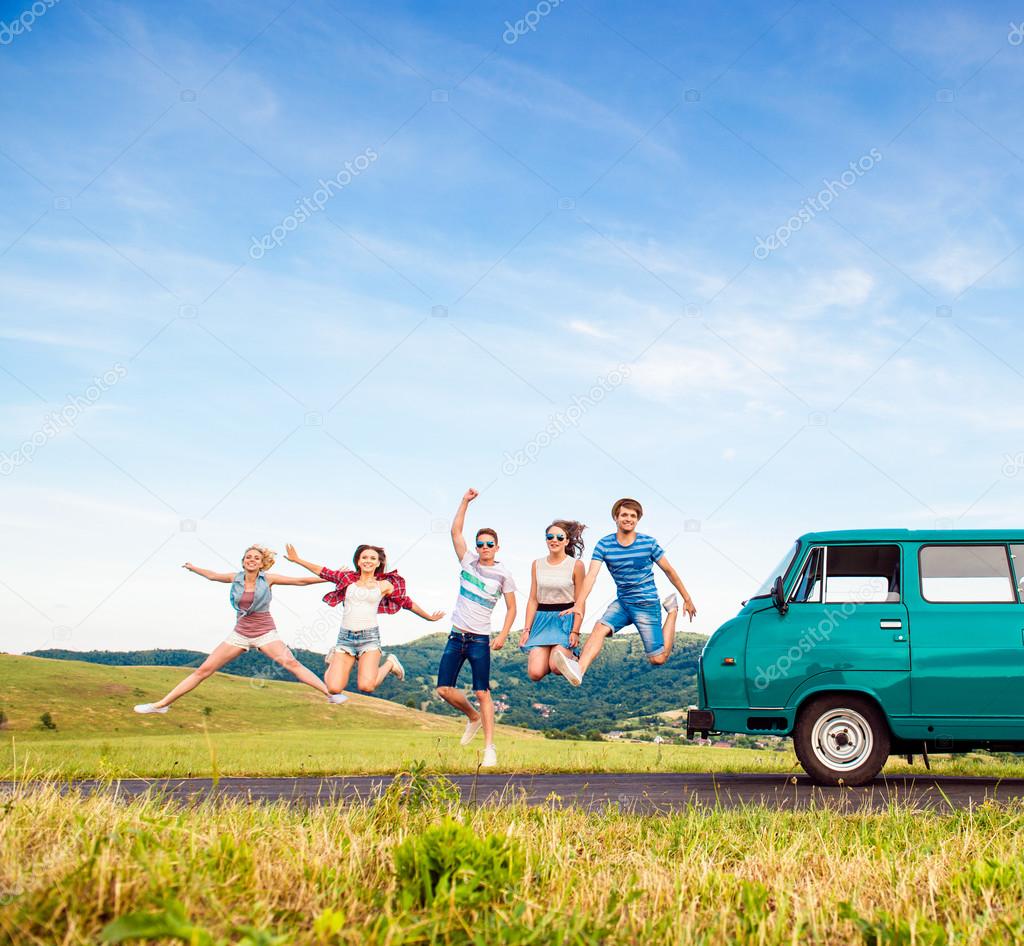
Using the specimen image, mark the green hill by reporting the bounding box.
[27,631,706,732]
[0,654,454,737]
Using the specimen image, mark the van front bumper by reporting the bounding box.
[686,708,715,739]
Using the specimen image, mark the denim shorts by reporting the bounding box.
[436,627,491,692]
[598,599,664,657]
[327,626,382,661]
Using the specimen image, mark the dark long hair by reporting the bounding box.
[547,520,586,559]
[352,544,387,576]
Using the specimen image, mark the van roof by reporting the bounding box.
[797,529,1024,544]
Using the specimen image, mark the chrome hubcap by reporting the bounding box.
[810,708,873,772]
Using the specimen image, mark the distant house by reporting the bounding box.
[606,731,625,740]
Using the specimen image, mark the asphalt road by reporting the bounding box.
[5,773,1024,812]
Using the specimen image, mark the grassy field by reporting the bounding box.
[4,779,1024,944]
[5,654,1024,780]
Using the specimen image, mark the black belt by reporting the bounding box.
[537,602,574,612]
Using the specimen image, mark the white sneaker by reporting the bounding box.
[460,718,482,745]
[481,745,497,768]
[663,593,679,613]
[327,692,349,704]
[552,649,583,686]
[387,653,405,681]
[133,703,168,714]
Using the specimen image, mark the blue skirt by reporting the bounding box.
[522,610,573,650]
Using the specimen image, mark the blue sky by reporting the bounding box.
[2,0,1023,655]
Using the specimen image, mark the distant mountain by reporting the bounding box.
[27,631,706,732]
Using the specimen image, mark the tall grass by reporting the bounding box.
[3,774,1024,944]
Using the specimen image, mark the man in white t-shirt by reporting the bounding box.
[435,488,517,768]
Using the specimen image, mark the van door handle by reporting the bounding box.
[880,619,902,629]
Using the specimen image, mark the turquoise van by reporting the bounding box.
[686,530,1024,784]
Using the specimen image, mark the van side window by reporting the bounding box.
[920,545,1016,603]
[790,547,824,603]
[823,545,900,603]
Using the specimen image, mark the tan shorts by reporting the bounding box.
[224,629,281,650]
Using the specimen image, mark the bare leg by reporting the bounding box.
[372,654,396,688]
[355,650,391,693]
[650,608,678,666]
[436,686,480,722]
[527,646,551,682]
[476,689,495,746]
[577,622,612,675]
[325,651,356,694]
[548,645,574,676]
[153,643,244,708]
[259,641,331,696]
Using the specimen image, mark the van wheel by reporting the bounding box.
[793,695,890,786]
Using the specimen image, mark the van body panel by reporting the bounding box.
[692,530,1024,749]
[697,614,751,708]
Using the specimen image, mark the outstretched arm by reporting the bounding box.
[561,560,604,616]
[408,601,446,622]
[284,544,326,578]
[182,563,233,583]
[656,555,697,621]
[266,573,326,587]
[451,488,477,562]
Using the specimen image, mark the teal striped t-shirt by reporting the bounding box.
[450,552,517,635]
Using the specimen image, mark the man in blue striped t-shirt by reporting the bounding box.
[553,497,697,686]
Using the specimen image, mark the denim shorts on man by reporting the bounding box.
[327,626,382,661]
[436,627,491,691]
[598,599,664,657]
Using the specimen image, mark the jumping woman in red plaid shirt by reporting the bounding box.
[284,542,445,699]
[134,544,336,714]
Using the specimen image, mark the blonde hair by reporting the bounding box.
[243,544,276,571]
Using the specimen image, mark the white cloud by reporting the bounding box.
[567,319,614,340]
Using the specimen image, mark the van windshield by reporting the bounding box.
[751,541,800,599]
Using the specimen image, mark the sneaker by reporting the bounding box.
[387,653,405,681]
[460,718,482,745]
[663,593,679,613]
[327,692,349,704]
[133,703,168,714]
[481,745,497,768]
[552,649,583,686]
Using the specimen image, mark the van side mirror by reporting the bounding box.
[771,576,789,615]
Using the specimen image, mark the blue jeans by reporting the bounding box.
[436,628,491,691]
[599,599,664,657]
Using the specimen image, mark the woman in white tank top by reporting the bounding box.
[519,520,586,682]
[285,542,445,698]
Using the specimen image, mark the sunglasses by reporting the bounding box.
[476,540,495,548]
[545,533,566,541]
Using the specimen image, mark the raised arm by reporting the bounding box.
[266,573,327,587]
[182,563,234,583]
[450,488,478,562]
[284,543,326,578]
[656,555,697,621]
[562,559,604,616]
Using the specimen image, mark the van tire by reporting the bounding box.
[793,694,890,786]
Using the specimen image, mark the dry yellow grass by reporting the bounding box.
[2,776,1024,944]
